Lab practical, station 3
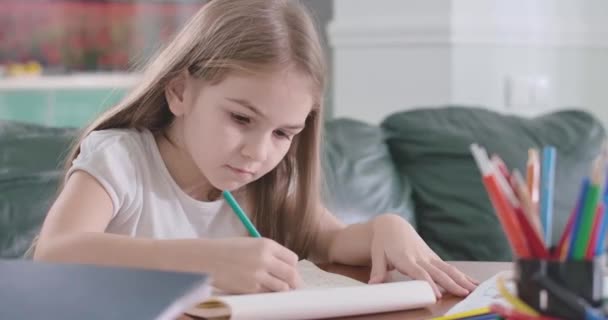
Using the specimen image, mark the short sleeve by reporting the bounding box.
[66,130,140,219]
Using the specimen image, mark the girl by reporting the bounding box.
[34,0,477,298]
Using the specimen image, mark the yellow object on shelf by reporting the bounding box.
[6,61,43,77]
[7,64,26,77]
[24,61,43,75]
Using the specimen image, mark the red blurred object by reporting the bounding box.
[0,0,203,72]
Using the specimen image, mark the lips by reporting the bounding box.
[226,165,255,177]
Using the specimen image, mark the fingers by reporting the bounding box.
[258,285,273,293]
[268,240,299,266]
[246,239,299,292]
[268,257,302,289]
[467,274,480,286]
[431,260,478,292]
[421,260,469,297]
[399,263,442,298]
[369,248,388,284]
[260,271,292,292]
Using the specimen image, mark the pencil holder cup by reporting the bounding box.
[514,255,605,319]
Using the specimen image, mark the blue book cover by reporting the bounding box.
[0,259,211,320]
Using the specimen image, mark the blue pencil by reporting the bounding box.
[540,146,556,246]
[595,173,608,255]
[594,205,607,256]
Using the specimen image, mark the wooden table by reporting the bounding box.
[320,261,511,320]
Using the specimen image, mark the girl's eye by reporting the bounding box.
[231,113,250,124]
[273,130,292,140]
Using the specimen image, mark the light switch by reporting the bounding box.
[504,75,553,113]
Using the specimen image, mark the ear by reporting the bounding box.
[165,70,191,116]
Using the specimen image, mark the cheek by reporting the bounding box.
[217,115,245,146]
[186,108,230,145]
[264,142,292,169]
[182,111,227,162]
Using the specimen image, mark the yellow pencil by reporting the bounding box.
[496,274,539,316]
[430,307,491,320]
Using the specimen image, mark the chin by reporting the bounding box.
[211,179,249,192]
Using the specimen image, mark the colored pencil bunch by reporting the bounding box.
[470,144,608,260]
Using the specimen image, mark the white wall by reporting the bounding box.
[329,0,454,123]
[329,0,608,127]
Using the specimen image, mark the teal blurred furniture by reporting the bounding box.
[0,89,123,127]
[1,106,605,261]
[0,74,132,127]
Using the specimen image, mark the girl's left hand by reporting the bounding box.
[368,214,478,298]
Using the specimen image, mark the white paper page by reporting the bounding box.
[447,271,608,316]
[297,259,364,289]
[192,281,435,320]
[445,270,512,315]
[209,260,364,295]
[387,269,454,294]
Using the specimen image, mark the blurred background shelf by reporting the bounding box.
[0,73,138,90]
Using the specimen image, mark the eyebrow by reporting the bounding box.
[226,98,306,130]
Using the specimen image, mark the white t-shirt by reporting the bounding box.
[67,129,249,239]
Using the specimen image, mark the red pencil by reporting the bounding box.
[492,155,510,179]
[511,170,544,248]
[490,304,558,320]
[494,159,545,258]
[515,207,549,258]
[472,145,531,258]
[554,206,577,259]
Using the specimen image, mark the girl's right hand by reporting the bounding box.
[206,237,302,294]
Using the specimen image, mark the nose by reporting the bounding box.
[241,133,270,162]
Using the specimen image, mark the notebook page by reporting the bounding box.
[297,259,364,289]
[189,281,436,320]
[208,260,363,295]
[386,269,454,294]
[445,270,512,315]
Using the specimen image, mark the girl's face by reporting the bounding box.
[168,68,314,192]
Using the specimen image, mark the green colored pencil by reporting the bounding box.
[573,157,604,259]
[222,190,261,238]
[573,184,601,259]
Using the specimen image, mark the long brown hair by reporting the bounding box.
[63,0,326,257]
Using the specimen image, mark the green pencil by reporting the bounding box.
[573,156,604,259]
[222,190,261,238]
[573,184,601,259]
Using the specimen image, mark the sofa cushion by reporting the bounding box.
[0,117,414,257]
[323,118,415,225]
[382,107,606,261]
[0,120,76,258]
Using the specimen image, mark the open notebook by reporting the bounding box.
[186,260,436,320]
